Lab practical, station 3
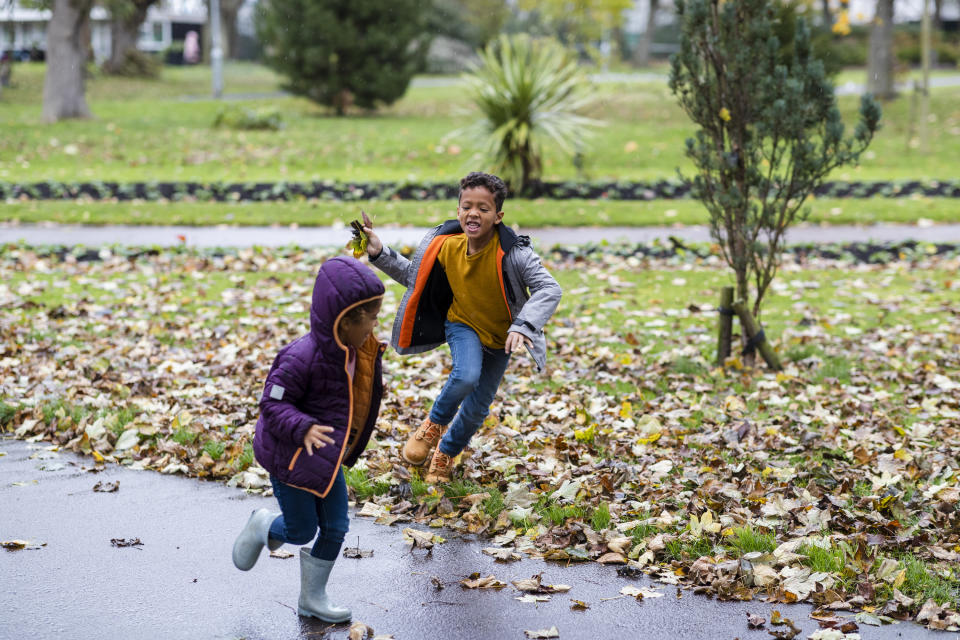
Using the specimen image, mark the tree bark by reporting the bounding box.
[42,0,94,123]
[732,299,782,371]
[716,286,734,366]
[633,0,659,67]
[204,0,243,61]
[104,0,155,74]
[820,0,833,28]
[867,0,896,99]
[220,0,243,60]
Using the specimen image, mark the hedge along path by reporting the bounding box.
[3,179,960,202]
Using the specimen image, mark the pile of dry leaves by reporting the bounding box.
[1,243,957,630]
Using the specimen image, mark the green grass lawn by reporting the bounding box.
[2,62,959,184]
[2,195,957,227]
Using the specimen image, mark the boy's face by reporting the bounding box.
[457,186,503,245]
[338,299,382,349]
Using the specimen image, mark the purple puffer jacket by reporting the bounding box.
[253,256,385,498]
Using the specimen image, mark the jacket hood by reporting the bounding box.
[310,256,385,355]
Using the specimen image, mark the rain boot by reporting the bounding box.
[232,508,282,571]
[297,548,351,623]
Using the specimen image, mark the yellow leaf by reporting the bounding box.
[719,107,731,122]
[724,395,746,414]
[892,569,906,589]
[637,432,661,445]
[619,401,633,419]
[893,448,913,462]
[92,450,105,463]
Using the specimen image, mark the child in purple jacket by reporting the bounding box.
[232,256,385,623]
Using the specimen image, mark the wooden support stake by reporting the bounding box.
[731,300,783,371]
[716,286,734,366]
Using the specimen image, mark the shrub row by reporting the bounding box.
[7,240,958,267]
[2,179,960,203]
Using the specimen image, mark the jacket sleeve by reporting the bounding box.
[508,247,562,340]
[258,351,316,447]
[370,245,415,287]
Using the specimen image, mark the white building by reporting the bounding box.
[0,0,206,63]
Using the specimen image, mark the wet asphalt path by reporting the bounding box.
[4,222,960,250]
[1,437,949,640]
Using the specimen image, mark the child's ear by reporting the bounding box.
[495,210,504,224]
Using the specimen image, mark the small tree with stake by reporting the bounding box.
[669,0,881,367]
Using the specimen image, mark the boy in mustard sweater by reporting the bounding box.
[362,172,562,483]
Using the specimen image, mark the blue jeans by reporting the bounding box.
[429,321,511,458]
[267,468,349,561]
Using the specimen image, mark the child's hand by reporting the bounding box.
[361,210,382,258]
[304,424,335,455]
[504,331,532,354]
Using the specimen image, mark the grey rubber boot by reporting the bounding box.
[297,548,351,622]
[232,508,282,571]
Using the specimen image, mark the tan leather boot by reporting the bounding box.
[424,444,453,484]
[401,418,446,466]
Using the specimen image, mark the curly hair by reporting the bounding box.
[459,172,508,212]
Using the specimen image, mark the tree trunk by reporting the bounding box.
[633,0,659,67]
[220,0,243,60]
[104,1,154,73]
[732,300,783,371]
[867,0,896,99]
[716,286,734,366]
[820,0,833,28]
[933,0,943,31]
[204,0,243,61]
[42,0,94,122]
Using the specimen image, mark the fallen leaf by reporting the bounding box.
[269,549,294,559]
[343,546,374,559]
[348,621,374,640]
[1,539,45,551]
[516,594,551,603]
[746,612,766,628]
[93,480,119,492]
[460,574,506,589]
[110,538,143,548]
[482,547,521,562]
[524,627,559,639]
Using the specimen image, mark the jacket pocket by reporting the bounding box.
[288,447,303,471]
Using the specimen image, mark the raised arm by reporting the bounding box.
[363,210,416,287]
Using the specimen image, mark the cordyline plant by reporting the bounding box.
[669,0,881,325]
[461,34,601,195]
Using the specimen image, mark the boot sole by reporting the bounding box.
[400,450,429,466]
[297,607,351,623]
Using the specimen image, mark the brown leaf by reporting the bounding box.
[348,621,374,640]
[110,538,143,548]
[461,574,506,589]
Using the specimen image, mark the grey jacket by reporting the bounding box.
[370,220,562,372]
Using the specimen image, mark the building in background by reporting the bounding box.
[0,0,205,63]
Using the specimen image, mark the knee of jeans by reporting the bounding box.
[448,366,481,392]
[284,523,318,545]
[320,522,349,544]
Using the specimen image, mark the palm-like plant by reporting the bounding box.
[462,34,601,194]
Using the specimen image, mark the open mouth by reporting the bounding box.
[464,221,482,233]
